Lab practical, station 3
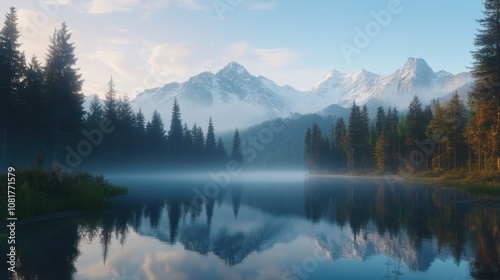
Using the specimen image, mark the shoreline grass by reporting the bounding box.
[407,169,500,197]
[0,168,127,220]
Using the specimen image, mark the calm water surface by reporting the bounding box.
[4,173,500,279]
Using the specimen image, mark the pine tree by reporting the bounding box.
[374,133,386,172]
[231,129,243,164]
[405,96,425,170]
[333,117,348,169]
[133,109,146,161]
[216,137,227,162]
[167,99,184,156]
[116,95,136,158]
[104,76,117,122]
[470,0,500,170]
[0,7,25,165]
[304,127,312,171]
[192,123,205,157]
[146,110,166,158]
[386,107,400,171]
[205,117,216,159]
[375,106,386,135]
[23,56,44,135]
[86,95,103,129]
[347,102,363,171]
[43,22,84,161]
[182,123,192,159]
[444,92,468,168]
[135,109,146,137]
[361,105,371,169]
[426,100,450,171]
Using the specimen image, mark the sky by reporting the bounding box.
[1,0,485,98]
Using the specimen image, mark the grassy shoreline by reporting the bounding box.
[406,169,500,196]
[0,168,127,220]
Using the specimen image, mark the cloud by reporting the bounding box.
[246,1,277,10]
[83,0,141,14]
[80,0,204,15]
[46,0,73,5]
[225,42,250,58]
[87,47,142,82]
[250,48,300,68]
[147,43,192,75]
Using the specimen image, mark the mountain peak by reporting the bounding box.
[217,61,249,76]
[401,57,432,71]
[397,57,435,80]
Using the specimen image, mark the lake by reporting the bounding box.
[3,172,500,280]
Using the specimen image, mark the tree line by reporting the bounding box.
[0,7,243,171]
[304,94,471,174]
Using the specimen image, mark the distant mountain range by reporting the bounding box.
[84,58,473,131]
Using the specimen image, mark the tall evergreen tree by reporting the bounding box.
[0,7,25,165]
[470,0,500,170]
[216,137,227,162]
[426,100,450,170]
[334,117,348,168]
[361,105,371,169]
[86,95,103,129]
[444,92,468,168]
[405,96,425,169]
[167,99,184,155]
[146,110,166,158]
[135,109,146,137]
[375,106,386,135]
[182,123,192,159]
[192,123,205,157]
[346,102,364,171]
[386,107,400,171]
[43,22,84,161]
[104,76,117,122]
[304,127,312,171]
[205,117,216,159]
[116,95,136,158]
[22,56,44,135]
[374,133,387,172]
[231,129,243,164]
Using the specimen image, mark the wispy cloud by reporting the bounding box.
[250,48,300,68]
[82,0,141,14]
[87,47,142,82]
[80,0,205,15]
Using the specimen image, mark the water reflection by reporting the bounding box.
[2,176,499,279]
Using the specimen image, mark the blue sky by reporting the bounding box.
[1,0,484,97]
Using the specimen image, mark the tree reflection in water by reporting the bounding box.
[2,177,499,279]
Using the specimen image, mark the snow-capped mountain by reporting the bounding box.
[130,62,292,131]
[85,58,473,131]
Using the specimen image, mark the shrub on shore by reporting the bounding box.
[0,168,127,220]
